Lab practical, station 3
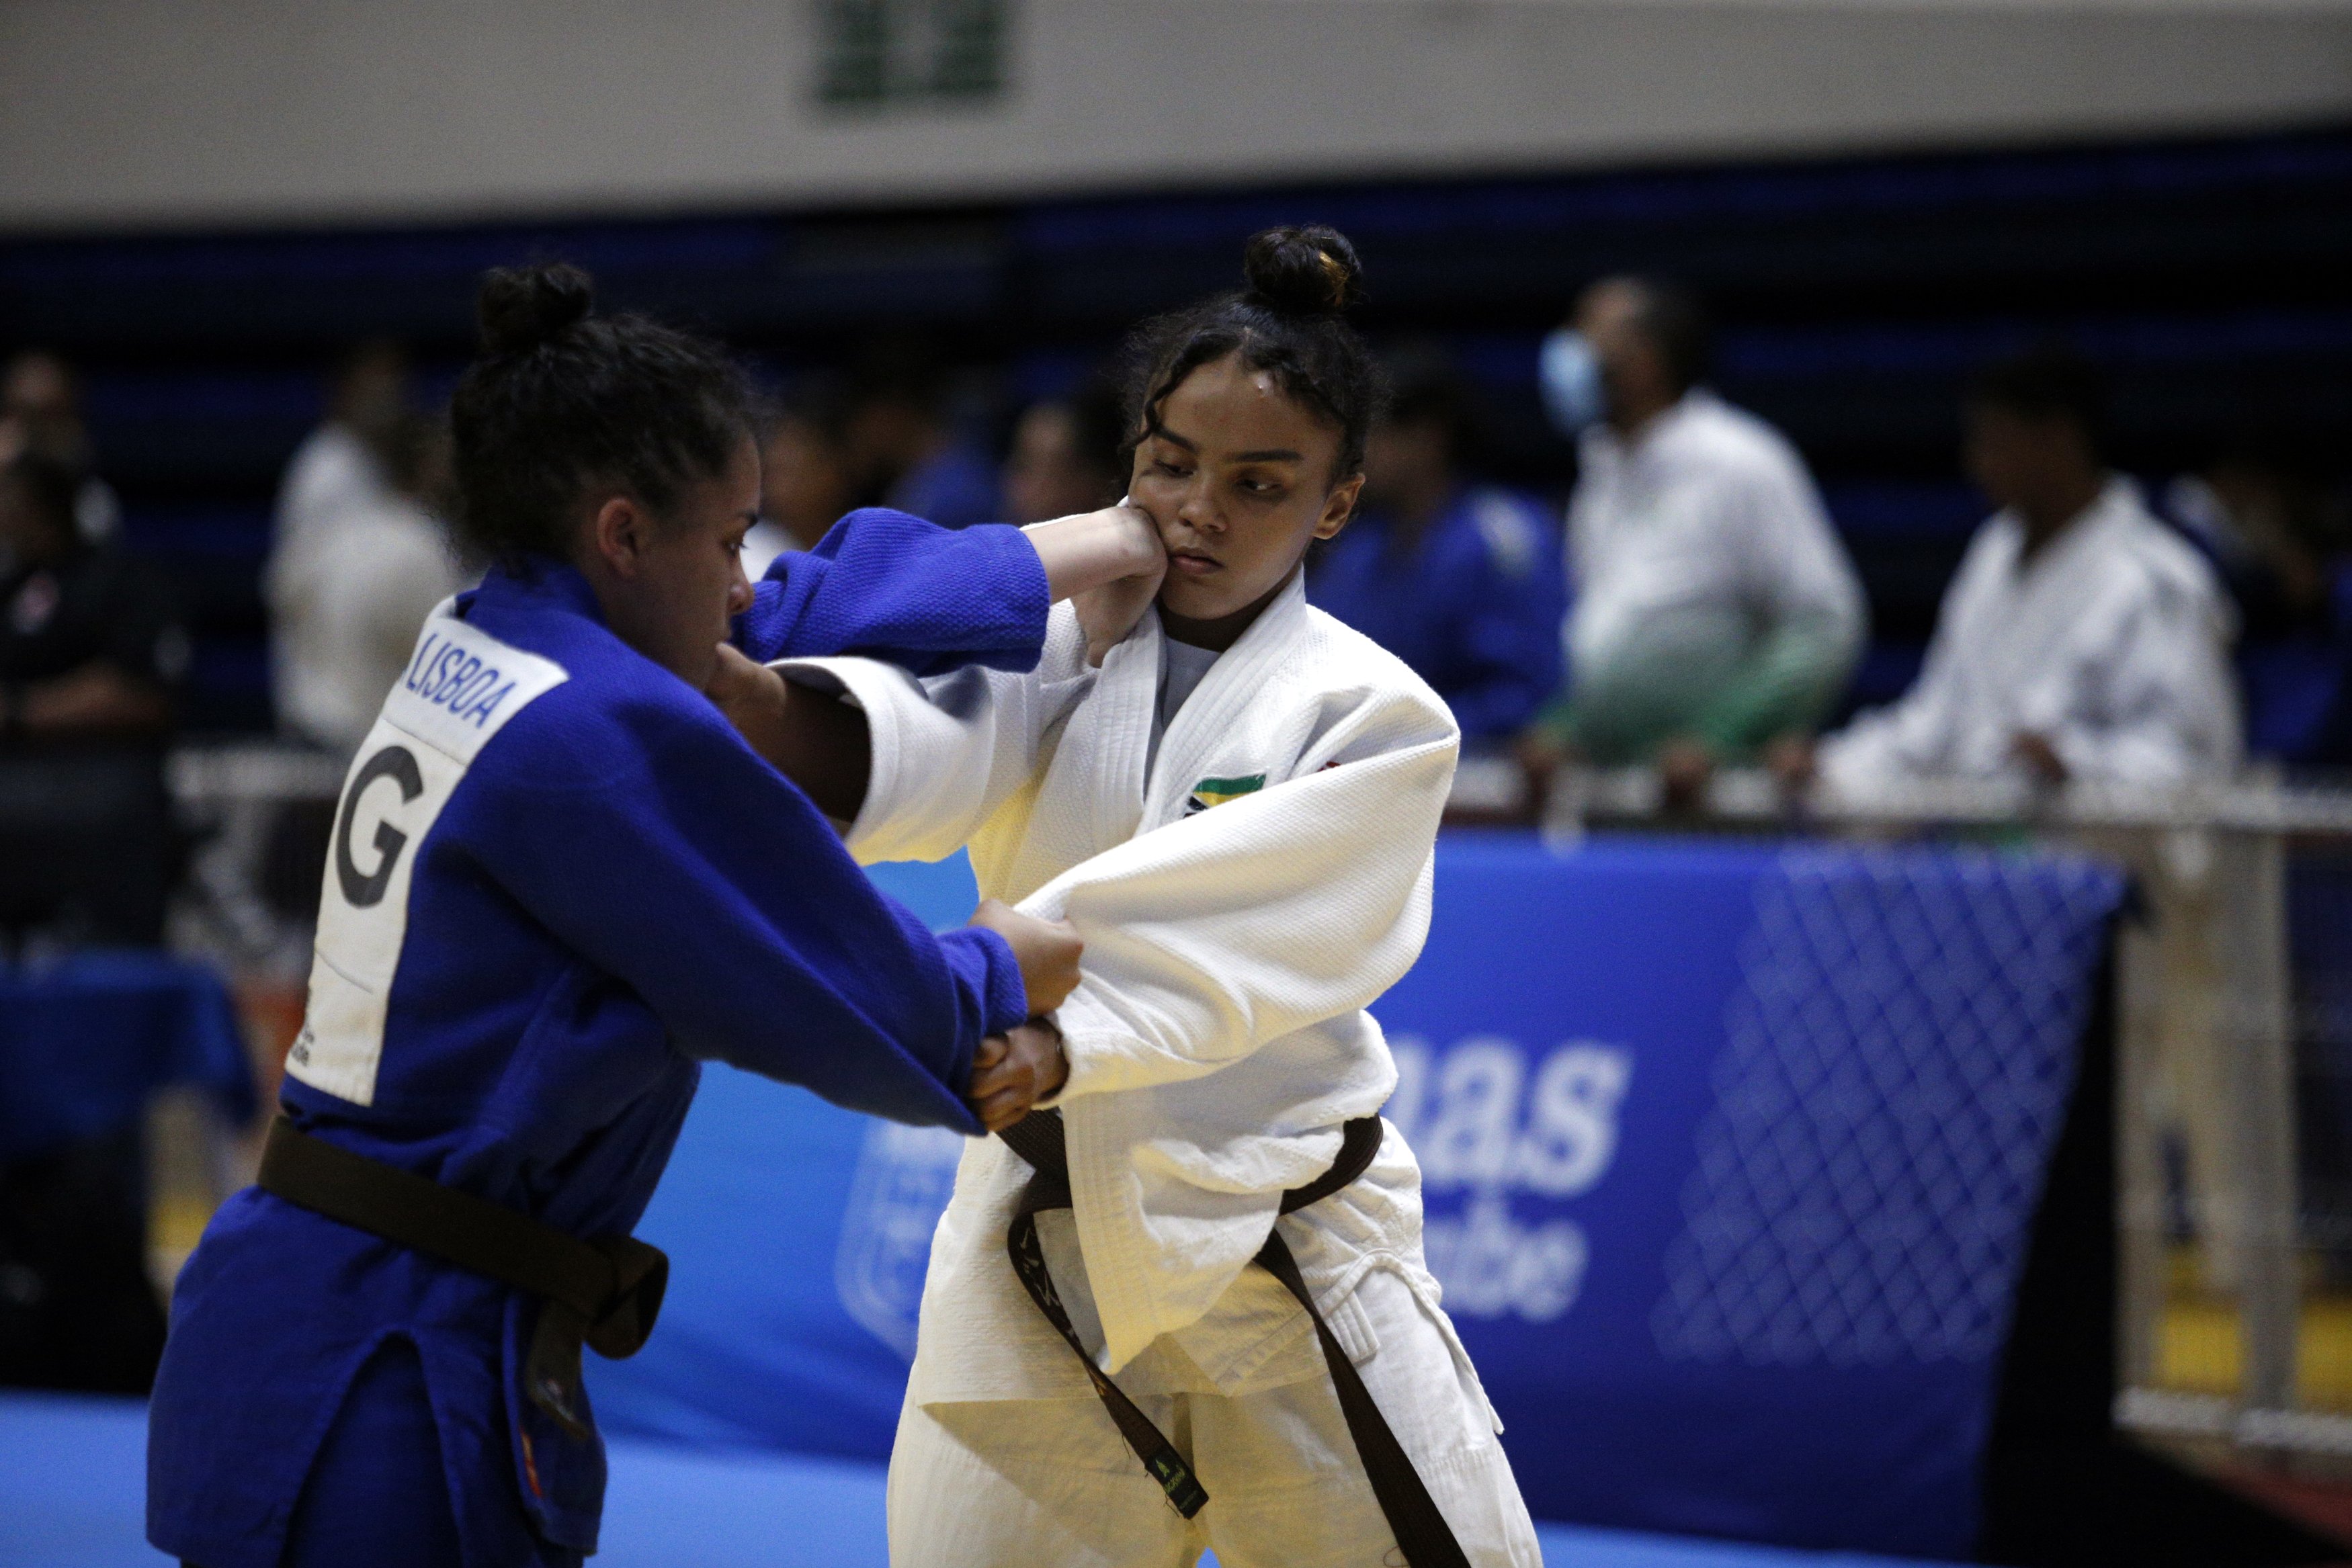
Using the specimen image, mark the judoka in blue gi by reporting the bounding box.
[146,264,1161,1568]
[1306,357,1564,748]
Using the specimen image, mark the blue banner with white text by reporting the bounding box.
[589,835,2124,1559]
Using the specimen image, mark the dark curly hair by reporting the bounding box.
[1968,341,2107,456]
[448,262,757,567]
[1121,225,1386,484]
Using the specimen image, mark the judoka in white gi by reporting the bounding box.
[1811,345,2239,795]
[715,227,1541,1568]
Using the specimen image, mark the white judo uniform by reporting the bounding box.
[780,575,1542,1568]
[1818,478,2240,794]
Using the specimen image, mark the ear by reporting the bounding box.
[1314,474,1364,541]
[587,493,653,578]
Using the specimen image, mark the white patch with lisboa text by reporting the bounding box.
[284,606,569,1106]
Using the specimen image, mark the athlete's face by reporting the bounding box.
[1126,353,1361,650]
[583,435,761,689]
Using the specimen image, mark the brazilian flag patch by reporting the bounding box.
[1185,773,1266,816]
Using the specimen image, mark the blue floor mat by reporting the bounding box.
[0,1393,1954,1568]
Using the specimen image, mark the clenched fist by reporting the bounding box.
[969,1020,1070,1131]
[968,899,1083,1014]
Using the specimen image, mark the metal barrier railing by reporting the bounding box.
[1452,755,2352,1466]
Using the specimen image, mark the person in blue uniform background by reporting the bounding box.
[1306,355,1566,748]
[148,263,1161,1568]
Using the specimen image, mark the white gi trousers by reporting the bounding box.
[886,1268,1543,1568]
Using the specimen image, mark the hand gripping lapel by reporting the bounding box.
[997,1108,1470,1567]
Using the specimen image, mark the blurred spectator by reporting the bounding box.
[843,337,998,529]
[747,390,857,578]
[1810,346,2240,793]
[265,342,411,747]
[1002,381,1126,524]
[1,350,122,541]
[274,414,463,755]
[0,451,187,948]
[1308,355,1565,747]
[2162,429,2352,765]
[1524,278,1864,805]
[0,451,185,1399]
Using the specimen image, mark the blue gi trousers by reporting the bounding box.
[192,1337,585,1568]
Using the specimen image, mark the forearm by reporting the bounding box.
[9,664,171,738]
[776,652,1060,867]
[706,646,872,820]
[1022,506,1162,602]
[732,508,1050,673]
[485,739,1011,1133]
[767,679,872,821]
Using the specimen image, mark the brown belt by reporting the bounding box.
[998,1108,1471,1568]
[255,1115,666,1440]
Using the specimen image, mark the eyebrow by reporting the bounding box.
[1150,426,1303,464]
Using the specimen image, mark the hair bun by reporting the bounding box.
[1241,225,1363,317]
[476,262,595,356]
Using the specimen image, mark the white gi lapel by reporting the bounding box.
[1083,611,1159,852]
[974,612,1159,906]
[1144,574,1309,830]
[1988,491,2126,730]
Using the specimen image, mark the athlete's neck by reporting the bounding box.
[1157,564,1296,653]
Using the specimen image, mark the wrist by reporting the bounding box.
[1107,505,1161,574]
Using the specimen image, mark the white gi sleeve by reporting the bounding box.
[2047,574,2242,785]
[1027,689,1458,1100]
[776,614,1090,866]
[1816,524,2001,792]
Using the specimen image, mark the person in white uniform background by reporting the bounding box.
[273,410,466,754]
[1803,345,2240,795]
[265,341,416,747]
[1521,277,1865,806]
[712,225,1541,1568]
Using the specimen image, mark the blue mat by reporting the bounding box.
[0,1393,1956,1568]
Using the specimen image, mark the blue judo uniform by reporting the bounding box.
[148,511,1049,1568]
[1307,485,1567,745]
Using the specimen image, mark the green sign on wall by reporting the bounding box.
[815,0,1007,110]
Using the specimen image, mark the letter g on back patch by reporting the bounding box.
[286,609,567,1106]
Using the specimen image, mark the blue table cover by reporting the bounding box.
[589,836,2124,1560]
[0,952,257,1163]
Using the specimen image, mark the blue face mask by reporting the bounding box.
[1539,328,1606,435]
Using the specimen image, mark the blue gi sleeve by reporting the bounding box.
[1443,503,1568,742]
[732,508,1050,674]
[464,687,1027,1133]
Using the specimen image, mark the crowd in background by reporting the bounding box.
[238,277,2352,822]
[0,275,2343,945]
[0,304,2336,832]
[0,271,2345,1399]
[2,273,2349,962]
